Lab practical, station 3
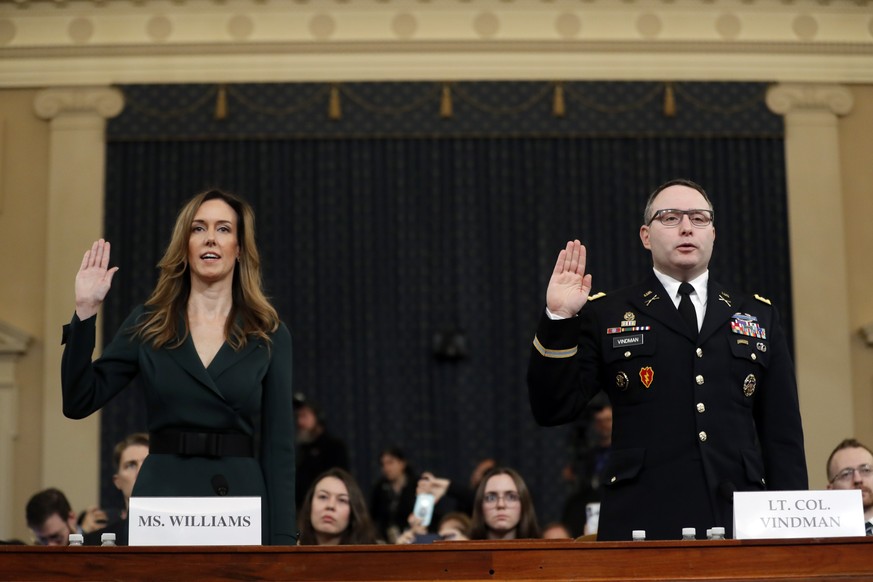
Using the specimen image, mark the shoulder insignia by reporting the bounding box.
[588,292,606,301]
[754,294,772,305]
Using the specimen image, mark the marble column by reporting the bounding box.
[766,83,854,485]
[0,322,30,540]
[33,87,124,511]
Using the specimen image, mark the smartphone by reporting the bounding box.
[413,492,435,527]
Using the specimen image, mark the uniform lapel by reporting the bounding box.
[629,273,694,340]
[699,279,736,344]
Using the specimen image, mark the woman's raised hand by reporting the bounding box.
[75,239,119,320]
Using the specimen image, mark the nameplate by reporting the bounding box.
[129,497,262,546]
[733,490,864,539]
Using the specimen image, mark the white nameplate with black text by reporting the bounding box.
[734,490,864,539]
[129,496,261,546]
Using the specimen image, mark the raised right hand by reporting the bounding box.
[417,472,450,504]
[75,239,119,320]
[545,240,593,319]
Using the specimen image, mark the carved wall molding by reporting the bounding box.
[766,83,855,116]
[33,86,125,120]
[1,0,872,85]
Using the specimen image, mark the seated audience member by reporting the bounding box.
[470,467,541,540]
[541,522,573,539]
[293,393,350,509]
[416,457,497,521]
[370,447,417,543]
[84,432,150,546]
[298,468,377,545]
[396,510,474,544]
[437,511,472,541]
[26,488,85,546]
[826,438,873,535]
[561,401,612,537]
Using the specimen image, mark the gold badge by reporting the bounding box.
[743,373,756,397]
[616,372,629,391]
[639,367,654,389]
[621,312,636,327]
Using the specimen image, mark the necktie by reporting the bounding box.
[866,521,873,536]
[678,282,698,335]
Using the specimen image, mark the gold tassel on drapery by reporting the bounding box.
[214,84,228,120]
[663,82,676,117]
[552,82,566,118]
[328,84,342,120]
[440,83,453,119]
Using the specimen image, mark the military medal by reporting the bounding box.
[743,373,756,397]
[730,313,767,339]
[616,372,629,391]
[607,311,651,335]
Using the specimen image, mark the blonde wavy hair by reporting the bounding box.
[133,189,280,350]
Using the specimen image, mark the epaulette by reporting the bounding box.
[754,294,772,305]
[588,291,606,301]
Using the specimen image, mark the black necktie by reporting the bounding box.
[678,282,698,335]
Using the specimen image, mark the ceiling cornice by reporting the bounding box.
[1,0,872,86]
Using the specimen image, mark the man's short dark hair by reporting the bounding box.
[643,178,713,225]
[25,488,72,528]
[292,393,325,426]
[826,438,873,480]
[112,432,150,472]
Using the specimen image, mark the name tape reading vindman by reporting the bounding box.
[129,497,261,546]
[733,490,864,539]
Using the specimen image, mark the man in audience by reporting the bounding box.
[25,488,82,546]
[294,392,350,509]
[84,432,150,545]
[826,438,873,535]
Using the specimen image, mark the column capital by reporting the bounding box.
[766,83,853,117]
[33,86,125,121]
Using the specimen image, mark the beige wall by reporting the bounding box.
[841,85,873,473]
[0,89,48,542]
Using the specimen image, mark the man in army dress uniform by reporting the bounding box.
[527,179,807,541]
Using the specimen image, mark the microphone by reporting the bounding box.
[211,474,229,496]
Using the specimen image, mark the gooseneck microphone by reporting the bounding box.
[211,474,229,496]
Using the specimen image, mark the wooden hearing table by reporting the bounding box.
[1,536,872,581]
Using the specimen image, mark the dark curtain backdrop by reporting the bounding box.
[98,82,790,528]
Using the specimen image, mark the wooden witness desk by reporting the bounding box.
[2,537,872,581]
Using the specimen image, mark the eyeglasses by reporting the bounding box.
[829,464,873,484]
[647,209,714,228]
[483,491,520,506]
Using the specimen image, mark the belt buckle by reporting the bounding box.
[178,432,220,457]
[205,434,222,458]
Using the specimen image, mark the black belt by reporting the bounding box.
[149,430,254,458]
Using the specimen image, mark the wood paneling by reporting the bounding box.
[2,537,872,581]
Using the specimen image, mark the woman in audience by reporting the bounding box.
[298,468,377,545]
[437,511,472,541]
[470,467,541,540]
